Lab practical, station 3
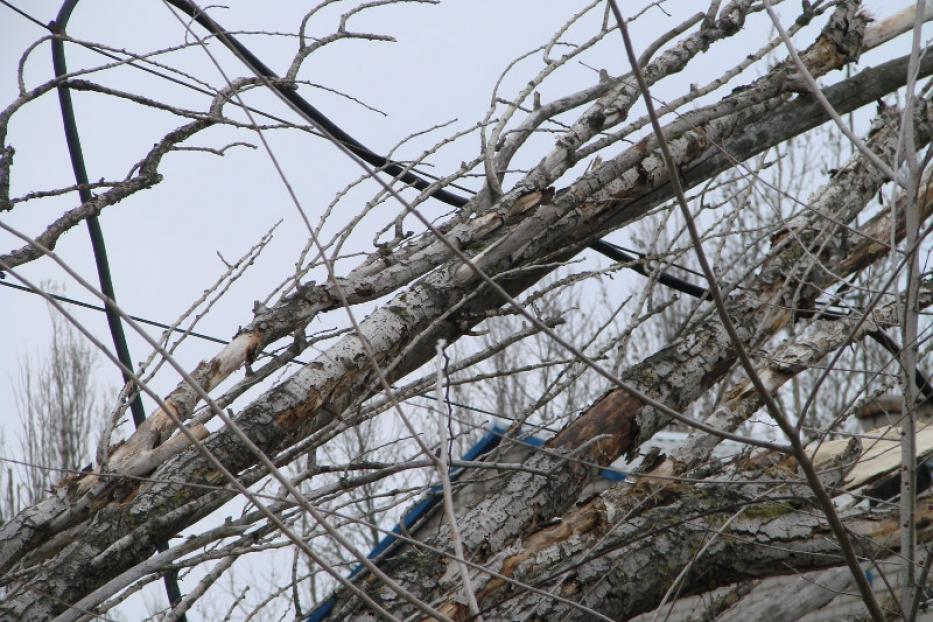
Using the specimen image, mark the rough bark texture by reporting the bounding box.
[716,565,856,622]
[464,482,931,621]
[323,104,933,620]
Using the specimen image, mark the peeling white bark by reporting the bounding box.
[324,102,933,621]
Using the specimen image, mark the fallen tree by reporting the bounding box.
[1,1,932,620]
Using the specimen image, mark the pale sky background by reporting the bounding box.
[0,1,928,618]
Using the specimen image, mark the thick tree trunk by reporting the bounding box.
[324,102,933,621]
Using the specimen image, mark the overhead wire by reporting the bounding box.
[0,278,229,345]
[5,0,933,424]
[50,0,146,425]
[0,0,911,325]
[0,0,475,194]
[0,0,45,28]
[43,0,189,615]
[0,0,798,330]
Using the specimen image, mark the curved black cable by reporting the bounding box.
[1,0,477,198]
[32,0,933,446]
[0,278,229,345]
[51,1,146,429]
[158,1,933,407]
[0,0,716,313]
[165,0,470,207]
[589,239,710,299]
[161,0,721,304]
[50,1,186,615]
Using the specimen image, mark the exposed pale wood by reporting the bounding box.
[809,423,933,491]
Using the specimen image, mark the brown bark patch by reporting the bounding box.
[700,351,736,389]
[549,389,644,466]
[243,330,261,365]
[275,388,324,432]
[478,501,602,601]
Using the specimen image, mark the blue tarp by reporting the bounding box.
[305,424,624,621]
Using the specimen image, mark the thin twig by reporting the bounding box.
[604,2,886,620]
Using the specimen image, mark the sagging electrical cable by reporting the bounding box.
[50,0,187,615]
[163,0,729,306]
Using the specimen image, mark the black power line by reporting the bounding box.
[0,0,717,303]
[161,0,721,303]
[6,0,932,406]
[7,0,932,400]
[0,278,229,345]
[3,4,933,618]
[47,0,187,614]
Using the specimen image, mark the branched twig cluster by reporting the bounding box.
[1,1,933,621]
